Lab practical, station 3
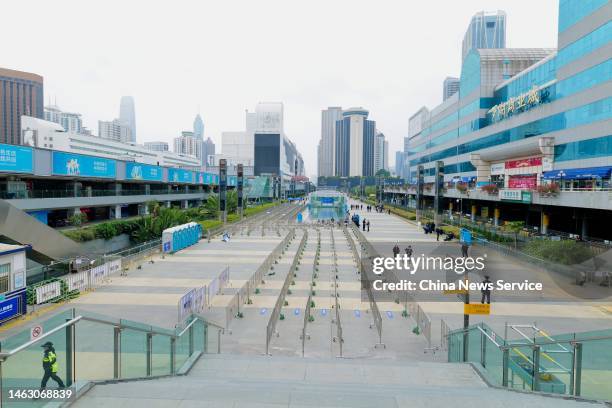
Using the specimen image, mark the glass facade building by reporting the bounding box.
[406,0,611,189]
[461,11,506,61]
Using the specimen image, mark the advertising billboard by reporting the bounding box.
[126,162,163,182]
[0,143,34,173]
[508,174,537,189]
[168,168,194,183]
[52,152,116,178]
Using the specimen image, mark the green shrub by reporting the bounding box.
[524,240,594,265]
[94,222,118,240]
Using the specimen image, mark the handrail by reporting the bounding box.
[0,316,83,359]
[177,316,201,337]
[80,315,173,337]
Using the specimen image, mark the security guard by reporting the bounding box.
[40,341,65,389]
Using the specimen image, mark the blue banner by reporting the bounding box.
[228,176,237,186]
[168,168,194,183]
[0,296,20,322]
[0,143,33,173]
[212,174,219,185]
[52,152,116,178]
[126,162,163,181]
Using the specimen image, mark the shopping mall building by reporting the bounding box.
[388,0,611,240]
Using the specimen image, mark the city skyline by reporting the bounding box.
[1,0,558,175]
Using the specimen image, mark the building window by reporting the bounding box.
[0,263,10,293]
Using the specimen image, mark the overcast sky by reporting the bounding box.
[2,0,558,177]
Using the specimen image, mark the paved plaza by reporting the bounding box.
[3,198,611,406]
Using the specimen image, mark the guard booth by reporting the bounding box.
[0,244,29,325]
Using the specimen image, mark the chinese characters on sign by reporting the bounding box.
[488,86,549,123]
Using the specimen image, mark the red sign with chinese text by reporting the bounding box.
[508,174,537,189]
[505,157,542,169]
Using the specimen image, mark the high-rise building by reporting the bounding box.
[335,108,376,177]
[0,67,44,145]
[44,105,84,134]
[384,140,389,171]
[202,137,215,167]
[144,141,169,152]
[461,11,506,61]
[443,77,460,101]
[193,114,204,140]
[319,107,343,177]
[374,131,387,173]
[119,96,136,143]
[173,131,202,161]
[395,151,404,177]
[98,119,132,143]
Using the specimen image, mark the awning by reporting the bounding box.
[542,166,612,180]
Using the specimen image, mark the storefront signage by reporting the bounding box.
[508,174,537,189]
[168,168,194,184]
[490,163,505,175]
[505,157,542,170]
[0,144,34,173]
[126,162,163,182]
[488,86,549,123]
[499,189,532,203]
[52,152,116,178]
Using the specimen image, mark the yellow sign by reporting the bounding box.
[443,289,468,295]
[464,303,491,315]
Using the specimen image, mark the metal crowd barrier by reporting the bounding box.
[223,228,295,327]
[266,229,308,355]
[301,228,320,357]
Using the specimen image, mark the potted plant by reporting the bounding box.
[536,182,560,197]
[456,183,468,194]
[481,184,499,195]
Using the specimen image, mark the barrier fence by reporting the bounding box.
[31,258,123,306]
[330,228,343,356]
[266,229,308,355]
[301,228,320,357]
[177,266,229,323]
[222,229,295,328]
[350,224,384,347]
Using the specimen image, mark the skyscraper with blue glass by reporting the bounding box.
[334,108,376,177]
[461,11,506,61]
[402,0,611,239]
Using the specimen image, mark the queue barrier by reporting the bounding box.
[266,229,308,355]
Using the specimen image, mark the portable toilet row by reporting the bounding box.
[162,222,202,253]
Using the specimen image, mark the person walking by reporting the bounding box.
[366,220,370,232]
[481,275,492,304]
[436,228,442,241]
[392,243,400,258]
[40,341,65,389]
[405,245,413,258]
[461,243,469,257]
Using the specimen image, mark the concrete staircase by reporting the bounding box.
[73,353,602,407]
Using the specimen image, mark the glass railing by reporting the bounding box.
[0,308,223,407]
[447,322,612,401]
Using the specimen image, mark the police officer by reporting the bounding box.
[481,275,492,304]
[40,341,65,389]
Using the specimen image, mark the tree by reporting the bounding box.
[504,221,525,249]
[375,169,391,177]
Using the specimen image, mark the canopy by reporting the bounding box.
[542,166,612,180]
